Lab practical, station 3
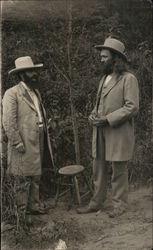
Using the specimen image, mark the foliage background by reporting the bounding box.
[1,0,153,184]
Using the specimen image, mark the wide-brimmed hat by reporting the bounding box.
[95,37,127,61]
[8,56,43,75]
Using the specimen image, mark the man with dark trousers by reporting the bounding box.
[77,37,139,217]
[3,56,55,225]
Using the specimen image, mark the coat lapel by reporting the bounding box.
[34,89,46,118]
[18,82,37,112]
[96,76,106,112]
[103,74,122,97]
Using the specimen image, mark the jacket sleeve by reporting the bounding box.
[2,88,23,146]
[106,74,139,127]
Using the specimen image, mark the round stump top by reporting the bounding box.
[58,165,84,176]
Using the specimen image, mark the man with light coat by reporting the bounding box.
[3,56,55,224]
[77,37,139,217]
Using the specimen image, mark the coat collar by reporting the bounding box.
[18,82,37,112]
[96,74,122,112]
[100,73,122,97]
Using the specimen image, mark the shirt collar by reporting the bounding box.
[21,81,33,92]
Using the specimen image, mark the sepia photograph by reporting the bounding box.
[0,0,152,249]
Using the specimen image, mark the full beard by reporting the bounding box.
[102,59,114,75]
[25,76,40,89]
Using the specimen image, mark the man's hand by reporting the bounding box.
[92,116,108,127]
[88,113,96,124]
[15,142,25,153]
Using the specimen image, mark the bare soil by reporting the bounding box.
[1,186,152,250]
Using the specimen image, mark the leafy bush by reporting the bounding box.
[2,0,152,187]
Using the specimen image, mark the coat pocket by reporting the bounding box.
[21,125,40,165]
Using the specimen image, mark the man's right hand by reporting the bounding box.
[88,113,96,125]
[15,142,25,153]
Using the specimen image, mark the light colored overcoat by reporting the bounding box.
[92,72,139,161]
[2,82,55,176]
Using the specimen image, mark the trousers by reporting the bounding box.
[89,159,128,209]
[15,175,41,212]
[15,126,44,213]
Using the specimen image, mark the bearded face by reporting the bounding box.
[20,69,40,89]
[100,49,114,75]
[101,58,114,75]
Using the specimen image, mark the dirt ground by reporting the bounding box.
[1,185,153,250]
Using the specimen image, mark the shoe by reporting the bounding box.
[30,208,47,215]
[77,205,100,214]
[108,208,126,218]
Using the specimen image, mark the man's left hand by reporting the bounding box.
[92,116,108,127]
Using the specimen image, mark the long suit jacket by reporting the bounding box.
[2,82,55,176]
[92,72,139,161]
